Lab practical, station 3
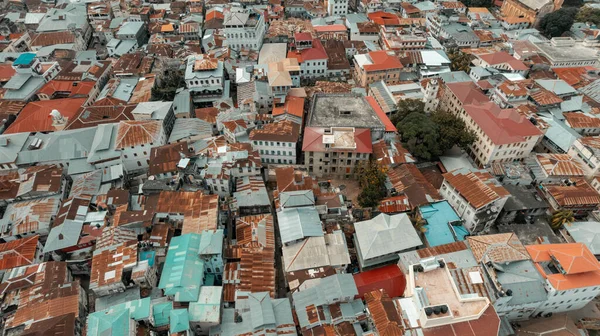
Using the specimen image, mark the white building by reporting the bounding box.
[327,0,349,16]
[440,168,509,234]
[250,120,300,165]
[288,35,329,80]
[115,120,167,174]
[568,136,600,178]
[185,54,226,103]
[223,9,266,51]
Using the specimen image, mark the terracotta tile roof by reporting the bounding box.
[387,164,442,207]
[152,191,219,234]
[362,51,403,72]
[37,80,95,98]
[149,141,193,176]
[366,96,397,132]
[497,80,528,97]
[368,11,401,26]
[478,51,528,71]
[0,235,39,271]
[66,105,135,130]
[287,39,327,63]
[463,102,542,145]
[543,179,600,207]
[0,64,16,82]
[302,127,373,153]
[443,169,509,209]
[249,119,300,143]
[365,290,404,336]
[273,96,305,121]
[467,233,529,263]
[527,243,600,290]
[535,153,585,177]
[222,119,247,133]
[115,120,163,149]
[4,98,86,134]
[445,82,489,105]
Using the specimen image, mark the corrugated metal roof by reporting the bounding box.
[159,233,205,302]
[0,235,39,271]
[277,206,323,244]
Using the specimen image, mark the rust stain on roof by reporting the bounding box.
[535,153,585,177]
[543,179,600,207]
[153,191,219,234]
[442,170,509,209]
[467,233,529,263]
[365,289,404,336]
[90,241,138,290]
[387,164,442,207]
[149,141,193,176]
[115,120,163,149]
[0,235,39,271]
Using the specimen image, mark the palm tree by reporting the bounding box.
[550,210,574,230]
[410,211,428,233]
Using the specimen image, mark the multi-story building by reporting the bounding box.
[250,120,300,165]
[287,34,328,80]
[302,94,394,178]
[441,82,542,167]
[223,8,266,51]
[568,136,600,177]
[325,0,349,15]
[354,50,403,87]
[115,120,167,175]
[527,243,600,316]
[491,80,529,108]
[185,54,227,104]
[539,179,600,218]
[500,0,563,26]
[380,26,427,51]
[440,168,510,234]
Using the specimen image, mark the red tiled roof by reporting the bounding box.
[527,243,600,290]
[37,80,95,98]
[0,236,39,271]
[0,64,16,82]
[464,102,542,145]
[4,98,86,134]
[363,51,403,72]
[273,96,304,121]
[445,82,489,105]
[313,24,347,32]
[366,96,397,132]
[368,11,401,26]
[287,38,328,63]
[295,32,313,41]
[354,264,406,299]
[115,120,163,149]
[479,51,528,71]
[302,127,373,153]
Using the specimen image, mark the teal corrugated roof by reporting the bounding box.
[198,229,224,256]
[170,309,190,334]
[189,286,222,323]
[159,234,205,302]
[87,298,151,336]
[421,201,466,247]
[152,302,172,327]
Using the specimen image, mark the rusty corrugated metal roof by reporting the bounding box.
[0,235,39,271]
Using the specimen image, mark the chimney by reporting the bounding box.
[58,233,64,240]
[49,109,68,131]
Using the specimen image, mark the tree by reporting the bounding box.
[563,0,583,7]
[550,210,574,230]
[356,160,388,209]
[460,0,493,7]
[391,99,426,126]
[409,211,428,233]
[152,70,185,101]
[447,49,472,73]
[431,110,477,151]
[539,8,578,38]
[395,110,476,161]
[576,7,600,25]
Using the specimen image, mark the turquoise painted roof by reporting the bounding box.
[159,233,205,302]
[140,250,156,267]
[87,298,151,336]
[421,201,467,247]
[170,309,190,334]
[152,302,172,327]
[13,53,35,66]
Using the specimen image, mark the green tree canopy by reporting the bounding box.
[576,7,600,25]
[393,105,476,161]
[391,99,426,126]
[550,210,574,230]
[460,0,493,7]
[152,70,185,101]
[355,160,388,209]
[539,7,578,38]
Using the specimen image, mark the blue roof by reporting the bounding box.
[170,309,190,334]
[87,298,151,336]
[152,302,172,327]
[420,201,467,247]
[140,250,156,267]
[13,53,35,66]
[159,233,205,302]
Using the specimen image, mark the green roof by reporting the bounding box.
[87,298,151,336]
[159,233,205,302]
[170,309,190,334]
[152,302,172,327]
